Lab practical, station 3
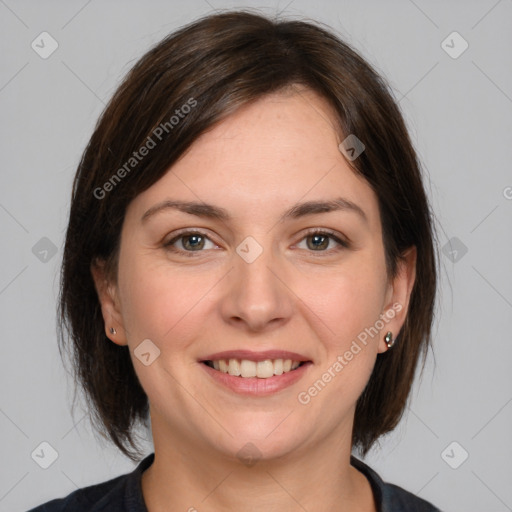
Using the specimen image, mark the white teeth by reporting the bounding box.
[208,358,303,378]
[240,360,257,378]
[228,358,241,376]
[256,360,274,378]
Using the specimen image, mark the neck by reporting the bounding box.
[141,428,376,512]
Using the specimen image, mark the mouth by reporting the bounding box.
[199,350,312,394]
[202,358,307,379]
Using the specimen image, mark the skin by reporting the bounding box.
[92,86,416,512]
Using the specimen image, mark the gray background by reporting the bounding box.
[1,0,511,511]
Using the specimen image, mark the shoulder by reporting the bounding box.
[379,481,442,512]
[26,454,154,512]
[350,455,442,512]
[26,474,126,512]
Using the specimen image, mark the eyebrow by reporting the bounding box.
[141,197,368,224]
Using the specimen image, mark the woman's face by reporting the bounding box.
[95,87,415,462]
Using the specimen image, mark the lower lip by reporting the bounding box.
[200,362,312,396]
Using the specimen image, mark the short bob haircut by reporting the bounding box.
[59,10,437,461]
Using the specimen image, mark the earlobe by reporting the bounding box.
[90,260,128,346]
[378,246,417,353]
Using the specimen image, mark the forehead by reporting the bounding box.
[127,88,380,230]
[188,87,342,169]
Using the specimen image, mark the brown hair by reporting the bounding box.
[59,9,437,461]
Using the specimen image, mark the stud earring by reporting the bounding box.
[109,327,117,335]
[384,331,395,349]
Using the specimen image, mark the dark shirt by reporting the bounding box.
[27,453,441,511]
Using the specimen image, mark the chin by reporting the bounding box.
[202,413,308,463]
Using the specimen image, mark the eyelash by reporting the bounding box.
[164,228,349,258]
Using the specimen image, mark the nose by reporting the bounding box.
[219,240,294,333]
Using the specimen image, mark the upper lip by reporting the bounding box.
[201,350,311,363]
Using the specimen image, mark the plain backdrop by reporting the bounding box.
[1,1,511,511]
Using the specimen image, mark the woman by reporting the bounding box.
[30,9,440,512]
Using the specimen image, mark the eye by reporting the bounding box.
[163,228,349,257]
[164,230,218,255]
[295,229,349,253]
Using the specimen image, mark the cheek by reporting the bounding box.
[300,257,388,350]
[117,253,218,346]
[295,267,386,418]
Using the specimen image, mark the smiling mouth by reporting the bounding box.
[203,359,308,379]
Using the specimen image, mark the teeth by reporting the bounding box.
[256,360,274,378]
[240,359,257,378]
[228,358,241,376]
[208,358,303,378]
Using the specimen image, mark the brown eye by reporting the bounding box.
[180,234,206,251]
[306,233,330,251]
[165,231,217,254]
[296,230,349,253]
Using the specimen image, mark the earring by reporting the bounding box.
[384,331,395,349]
[109,327,117,335]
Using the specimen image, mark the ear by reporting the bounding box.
[378,246,417,353]
[90,259,128,346]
